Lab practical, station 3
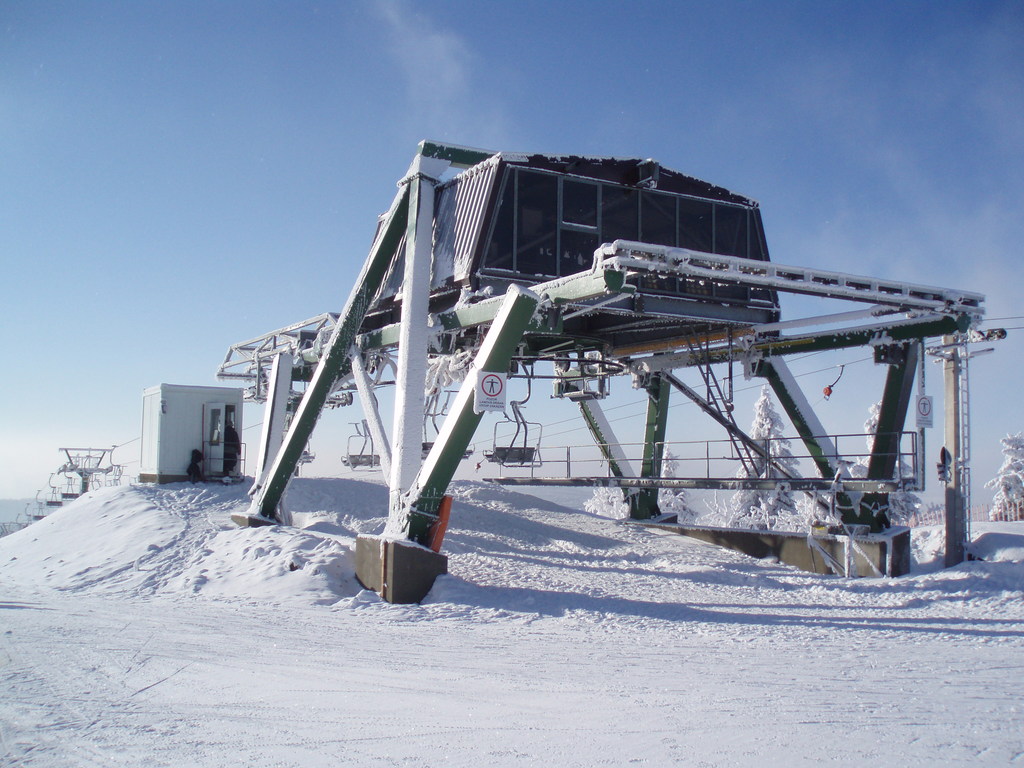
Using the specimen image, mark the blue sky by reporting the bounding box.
[2,1,1022,505]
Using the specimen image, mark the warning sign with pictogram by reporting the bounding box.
[916,395,934,428]
[474,370,507,414]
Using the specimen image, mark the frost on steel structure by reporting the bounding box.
[224,140,986,596]
[216,312,353,407]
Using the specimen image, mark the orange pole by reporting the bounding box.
[428,495,452,553]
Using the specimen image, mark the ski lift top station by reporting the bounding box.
[221,141,994,602]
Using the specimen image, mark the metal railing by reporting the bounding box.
[483,431,919,490]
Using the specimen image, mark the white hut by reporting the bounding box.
[140,384,244,483]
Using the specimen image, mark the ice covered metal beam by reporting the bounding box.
[389,171,438,515]
[602,241,985,316]
[577,398,637,480]
[216,312,338,389]
[757,359,842,481]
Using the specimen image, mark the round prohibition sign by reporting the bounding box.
[917,397,932,418]
[480,373,504,397]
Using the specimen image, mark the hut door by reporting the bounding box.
[203,403,226,476]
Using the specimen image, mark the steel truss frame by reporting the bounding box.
[228,141,987,548]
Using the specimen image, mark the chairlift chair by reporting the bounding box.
[483,376,543,467]
[421,389,473,460]
[342,420,381,469]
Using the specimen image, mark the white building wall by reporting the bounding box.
[139,384,244,483]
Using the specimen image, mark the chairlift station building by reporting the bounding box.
[220,141,990,600]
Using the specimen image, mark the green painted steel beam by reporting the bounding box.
[757,360,839,480]
[357,267,628,350]
[867,343,919,481]
[632,375,670,519]
[417,140,496,169]
[577,400,631,480]
[401,285,542,545]
[749,314,967,360]
[852,343,921,531]
[249,186,411,520]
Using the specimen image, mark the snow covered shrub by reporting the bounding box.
[584,486,629,518]
[728,386,799,530]
[658,450,699,523]
[986,433,1024,522]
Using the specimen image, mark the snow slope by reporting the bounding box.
[1,478,1023,766]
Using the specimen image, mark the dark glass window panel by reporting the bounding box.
[714,204,748,258]
[601,185,639,243]
[641,191,677,246]
[750,211,770,261]
[562,180,598,227]
[559,229,600,276]
[715,285,752,303]
[483,172,514,270]
[678,198,713,252]
[516,171,558,276]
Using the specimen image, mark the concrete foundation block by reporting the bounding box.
[355,534,448,604]
[633,522,911,577]
[230,513,277,528]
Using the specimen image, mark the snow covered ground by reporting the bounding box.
[1,477,1023,767]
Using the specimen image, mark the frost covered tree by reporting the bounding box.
[584,486,629,519]
[728,386,798,530]
[852,402,921,525]
[986,433,1024,522]
[659,450,698,523]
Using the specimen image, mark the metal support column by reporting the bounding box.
[757,358,856,524]
[390,166,442,515]
[867,343,918,481]
[859,343,919,530]
[351,351,392,481]
[943,335,968,566]
[250,352,294,496]
[757,359,842,479]
[632,374,670,519]
[577,398,637,481]
[392,284,542,545]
